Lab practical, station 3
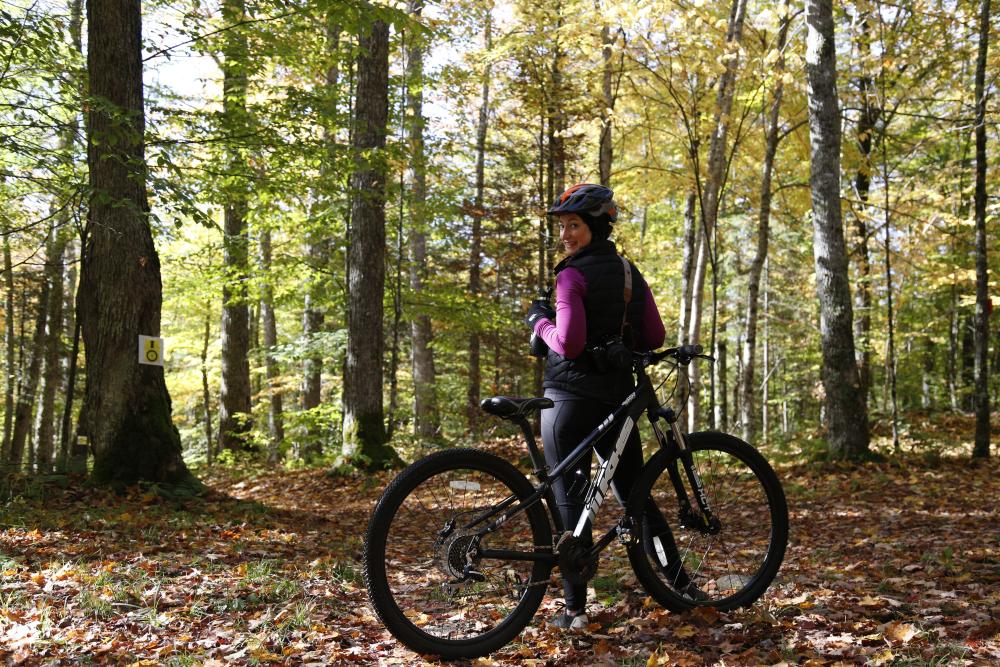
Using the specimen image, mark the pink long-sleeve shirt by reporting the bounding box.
[532,266,666,359]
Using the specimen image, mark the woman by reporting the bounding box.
[524,183,666,629]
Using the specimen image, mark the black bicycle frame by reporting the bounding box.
[467,365,646,556]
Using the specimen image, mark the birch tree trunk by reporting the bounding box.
[741,8,789,443]
[77,0,192,484]
[342,17,399,467]
[804,0,870,458]
[468,5,492,431]
[218,0,253,451]
[971,0,991,459]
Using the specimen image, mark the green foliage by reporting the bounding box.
[2,0,996,475]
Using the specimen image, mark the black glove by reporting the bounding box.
[524,299,555,328]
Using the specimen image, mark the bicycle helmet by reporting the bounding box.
[547,183,619,222]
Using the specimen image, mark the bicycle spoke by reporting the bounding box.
[380,466,538,641]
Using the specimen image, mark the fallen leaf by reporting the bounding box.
[870,649,894,665]
[886,621,918,644]
[674,624,696,638]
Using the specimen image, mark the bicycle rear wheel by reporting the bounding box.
[364,448,553,659]
[627,432,788,611]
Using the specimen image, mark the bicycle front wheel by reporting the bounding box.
[627,432,788,611]
[363,448,553,659]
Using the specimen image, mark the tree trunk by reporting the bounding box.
[77,0,192,485]
[972,0,991,458]
[741,8,789,443]
[300,19,340,458]
[598,22,614,186]
[678,190,697,346]
[762,261,770,443]
[851,11,877,407]
[738,9,791,442]
[468,4,492,432]
[715,319,727,429]
[804,0,870,459]
[258,226,283,459]
[686,0,748,434]
[33,219,66,473]
[342,18,399,467]
[217,0,253,452]
[35,0,82,472]
[58,234,80,469]
[687,231,707,432]
[407,0,438,440]
[3,240,15,460]
[879,118,900,451]
[201,302,213,465]
[8,280,47,470]
[688,0,749,355]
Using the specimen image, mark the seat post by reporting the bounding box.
[512,416,547,480]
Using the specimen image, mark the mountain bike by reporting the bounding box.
[363,345,788,659]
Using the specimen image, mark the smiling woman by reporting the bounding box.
[525,183,667,628]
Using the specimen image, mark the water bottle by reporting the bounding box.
[528,289,552,357]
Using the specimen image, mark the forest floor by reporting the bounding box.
[0,423,998,665]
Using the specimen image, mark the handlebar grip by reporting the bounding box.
[680,344,703,356]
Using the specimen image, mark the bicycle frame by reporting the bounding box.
[465,356,718,570]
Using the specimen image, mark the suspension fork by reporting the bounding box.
[649,408,721,534]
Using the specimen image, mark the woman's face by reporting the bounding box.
[558,213,592,256]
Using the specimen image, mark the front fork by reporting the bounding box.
[649,409,721,535]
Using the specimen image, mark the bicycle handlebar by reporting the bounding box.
[640,344,715,367]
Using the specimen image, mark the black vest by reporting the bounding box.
[543,240,649,402]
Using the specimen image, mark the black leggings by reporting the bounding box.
[541,389,661,610]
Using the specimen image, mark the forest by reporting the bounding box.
[0,0,998,663]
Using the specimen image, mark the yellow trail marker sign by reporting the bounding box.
[138,335,164,366]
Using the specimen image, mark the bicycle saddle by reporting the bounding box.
[480,396,554,419]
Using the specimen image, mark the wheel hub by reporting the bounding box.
[438,531,478,579]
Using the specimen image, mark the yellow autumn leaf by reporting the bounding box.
[674,624,696,638]
[886,621,918,643]
[871,649,895,665]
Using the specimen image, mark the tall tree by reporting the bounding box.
[217,0,253,451]
[971,0,991,459]
[741,5,790,443]
[34,0,83,473]
[851,10,877,407]
[686,0,749,432]
[2,240,15,459]
[406,0,438,440]
[468,4,492,430]
[300,16,341,458]
[342,16,399,467]
[7,280,47,469]
[598,20,614,186]
[258,224,283,458]
[77,0,193,484]
[804,0,870,458]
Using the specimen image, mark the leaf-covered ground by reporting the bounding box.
[0,437,997,665]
